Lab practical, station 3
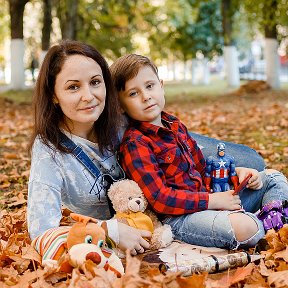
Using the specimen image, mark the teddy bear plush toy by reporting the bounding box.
[108,179,173,251]
[32,213,124,277]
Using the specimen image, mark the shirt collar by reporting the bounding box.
[128,111,179,135]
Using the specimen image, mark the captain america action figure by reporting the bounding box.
[204,143,288,231]
[204,142,239,192]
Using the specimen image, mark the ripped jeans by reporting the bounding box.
[163,171,288,249]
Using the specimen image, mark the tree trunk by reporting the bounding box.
[264,38,280,89]
[183,60,187,81]
[221,0,239,87]
[8,0,29,89]
[66,0,78,40]
[191,59,197,85]
[172,59,176,81]
[264,0,280,89]
[57,0,78,40]
[221,0,232,46]
[201,58,210,85]
[10,39,25,89]
[41,0,52,51]
[223,46,240,87]
[9,0,29,39]
[40,0,52,66]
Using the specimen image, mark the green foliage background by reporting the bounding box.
[1,0,287,69]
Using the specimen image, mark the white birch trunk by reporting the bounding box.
[264,38,280,89]
[10,39,25,89]
[4,39,11,84]
[223,46,240,87]
[191,59,197,85]
[183,61,187,80]
[202,58,210,85]
[172,60,176,81]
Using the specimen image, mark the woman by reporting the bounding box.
[27,40,151,256]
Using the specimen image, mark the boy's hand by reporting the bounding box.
[236,167,263,190]
[208,190,242,211]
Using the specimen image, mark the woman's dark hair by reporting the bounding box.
[29,40,121,154]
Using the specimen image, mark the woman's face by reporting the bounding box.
[54,54,106,136]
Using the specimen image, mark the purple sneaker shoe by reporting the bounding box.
[257,200,288,232]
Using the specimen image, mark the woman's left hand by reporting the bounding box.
[117,222,151,255]
[236,167,263,190]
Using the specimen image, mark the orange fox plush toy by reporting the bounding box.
[32,213,124,277]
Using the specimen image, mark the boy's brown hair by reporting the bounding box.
[110,54,159,92]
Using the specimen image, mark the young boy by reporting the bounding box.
[110,54,288,249]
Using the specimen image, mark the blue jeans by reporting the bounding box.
[241,171,288,212]
[164,171,288,249]
[190,132,266,171]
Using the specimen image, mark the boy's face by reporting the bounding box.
[118,66,165,126]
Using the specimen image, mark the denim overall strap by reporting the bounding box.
[60,133,101,179]
[60,132,115,215]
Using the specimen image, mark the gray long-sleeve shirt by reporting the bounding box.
[27,133,125,242]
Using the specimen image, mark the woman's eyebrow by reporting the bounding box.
[65,79,79,84]
[91,74,103,78]
[65,74,102,84]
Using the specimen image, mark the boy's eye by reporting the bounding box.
[147,83,153,89]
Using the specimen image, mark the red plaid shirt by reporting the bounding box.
[119,111,209,216]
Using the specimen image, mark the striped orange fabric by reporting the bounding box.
[32,226,71,261]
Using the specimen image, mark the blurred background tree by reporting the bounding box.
[0,0,287,90]
[243,0,287,89]
[8,0,30,89]
[0,0,9,73]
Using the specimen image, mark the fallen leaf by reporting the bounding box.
[278,224,288,245]
[3,152,19,160]
[16,269,46,286]
[268,270,288,288]
[265,229,286,253]
[1,86,288,286]
[0,173,9,183]
[21,245,42,263]
[275,260,288,271]
[274,246,288,262]
[177,273,207,288]
[258,259,270,277]
[245,266,268,287]
[225,263,255,286]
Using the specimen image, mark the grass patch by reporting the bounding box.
[281,81,288,90]
[164,78,288,103]
[164,78,235,103]
[0,78,287,105]
[0,88,33,104]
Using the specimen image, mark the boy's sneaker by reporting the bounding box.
[257,200,288,232]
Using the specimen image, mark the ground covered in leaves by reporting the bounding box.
[1,83,288,287]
